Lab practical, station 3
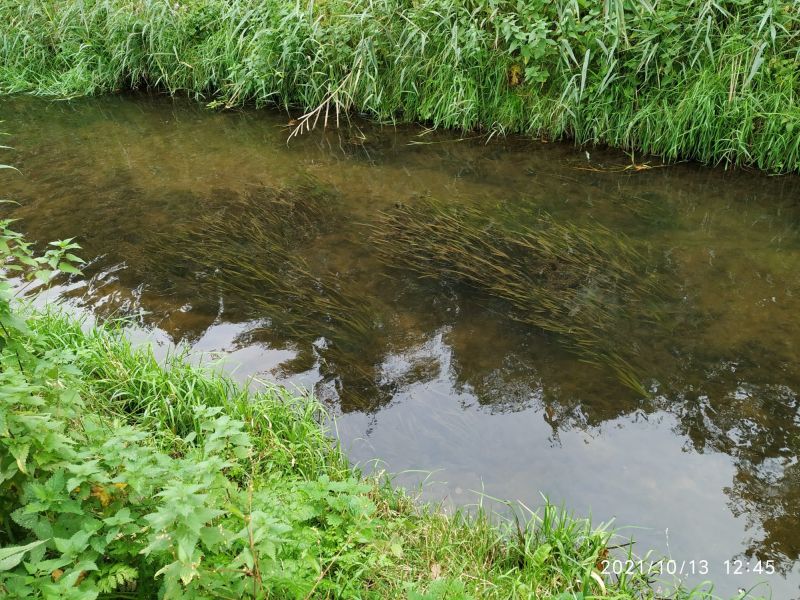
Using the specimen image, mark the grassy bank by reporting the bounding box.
[0,229,722,599]
[1,0,799,172]
[3,309,660,600]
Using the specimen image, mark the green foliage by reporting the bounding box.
[1,0,799,171]
[0,311,378,597]
[0,217,82,358]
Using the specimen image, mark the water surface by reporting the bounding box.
[3,96,800,598]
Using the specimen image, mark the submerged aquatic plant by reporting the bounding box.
[372,200,664,394]
[150,184,369,337]
[146,183,393,408]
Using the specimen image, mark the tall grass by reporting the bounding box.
[1,0,799,171]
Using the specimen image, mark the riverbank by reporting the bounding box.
[3,303,727,599]
[0,205,715,600]
[1,0,798,173]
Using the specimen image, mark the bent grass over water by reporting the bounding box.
[1,0,799,172]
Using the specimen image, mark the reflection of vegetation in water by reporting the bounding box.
[147,183,390,407]
[666,371,800,574]
[373,200,665,394]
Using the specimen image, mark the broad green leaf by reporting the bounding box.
[0,540,48,571]
[0,312,30,334]
[10,443,30,474]
[34,269,53,283]
[57,262,82,275]
[16,255,37,267]
[531,542,552,567]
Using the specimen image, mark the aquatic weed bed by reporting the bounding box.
[1,0,799,172]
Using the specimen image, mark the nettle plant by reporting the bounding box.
[0,224,381,599]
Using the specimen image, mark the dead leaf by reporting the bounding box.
[595,546,609,572]
[91,484,112,507]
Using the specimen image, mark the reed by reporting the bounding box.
[1,0,798,171]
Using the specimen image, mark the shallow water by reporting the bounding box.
[3,95,800,598]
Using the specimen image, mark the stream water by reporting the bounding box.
[3,95,800,598]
